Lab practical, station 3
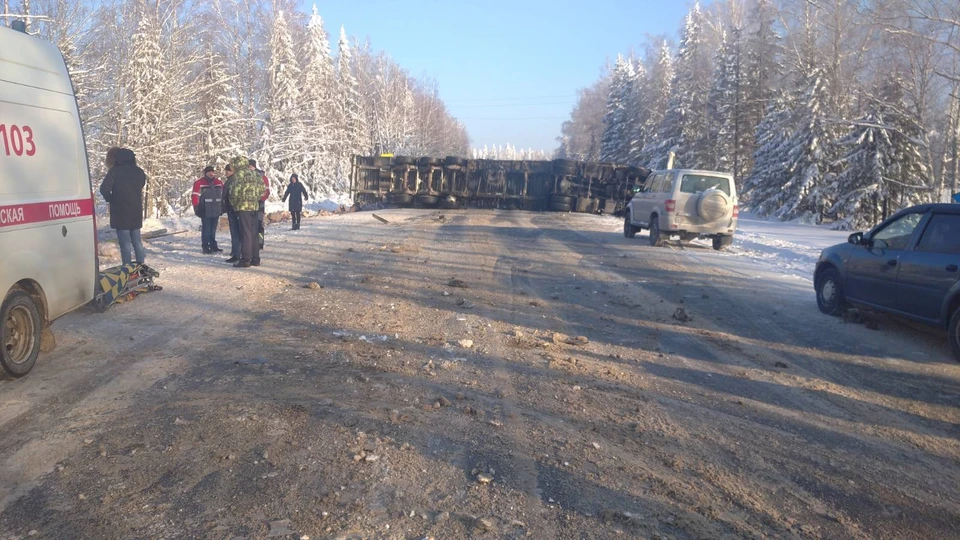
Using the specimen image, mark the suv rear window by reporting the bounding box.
[680,175,731,196]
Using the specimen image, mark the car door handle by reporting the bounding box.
[887,259,898,267]
[948,265,958,272]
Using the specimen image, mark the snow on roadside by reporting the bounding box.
[720,214,851,282]
[589,211,850,282]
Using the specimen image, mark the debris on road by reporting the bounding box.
[456,298,475,309]
[448,278,469,288]
[553,332,589,346]
[457,339,474,349]
[304,282,323,290]
[372,213,390,224]
[672,307,693,323]
[266,519,296,538]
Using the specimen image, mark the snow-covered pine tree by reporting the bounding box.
[336,26,368,188]
[742,95,791,211]
[767,62,835,222]
[636,41,673,167]
[263,9,303,197]
[600,55,634,163]
[126,0,167,216]
[707,28,734,172]
[197,49,245,168]
[829,97,888,230]
[644,2,712,170]
[299,4,337,196]
[623,57,647,166]
[740,0,782,176]
[831,73,932,229]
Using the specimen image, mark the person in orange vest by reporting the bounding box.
[249,159,270,250]
[191,166,225,254]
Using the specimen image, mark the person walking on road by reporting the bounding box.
[100,147,147,266]
[281,173,310,230]
[227,156,267,268]
[192,166,225,254]
[222,164,243,263]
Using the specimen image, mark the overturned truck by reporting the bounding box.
[350,155,650,214]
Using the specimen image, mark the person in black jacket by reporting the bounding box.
[281,173,310,230]
[100,147,147,265]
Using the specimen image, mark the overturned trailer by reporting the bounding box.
[350,155,650,214]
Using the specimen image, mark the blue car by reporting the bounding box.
[814,204,960,360]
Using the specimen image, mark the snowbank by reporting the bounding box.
[721,213,850,281]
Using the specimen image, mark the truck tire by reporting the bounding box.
[549,202,572,212]
[0,290,42,377]
[374,156,391,168]
[387,192,413,205]
[649,215,665,247]
[415,194,439,207]
[393,156,415,166]
[549,194,573,206]
[418,157,441,167]
[623,211,638,238]
[439,195,458,209]
[444,156,467,167]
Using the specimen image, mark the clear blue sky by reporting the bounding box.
[299,0,697,153]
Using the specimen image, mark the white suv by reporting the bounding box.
[623,169,738,250]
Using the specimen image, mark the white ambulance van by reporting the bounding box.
[0,23,97,377]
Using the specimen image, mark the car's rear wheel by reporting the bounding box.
[815,267,845,316]
[649,215,664,247]
[624,212,638,238]
[1,290,42,377]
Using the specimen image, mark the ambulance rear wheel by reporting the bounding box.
[0,290,42,377]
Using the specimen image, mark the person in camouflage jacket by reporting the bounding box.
[227,156,267,267]
[227,156,265,212]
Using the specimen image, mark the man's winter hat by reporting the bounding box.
[248,159,257,167]
[203,166,215,173]
[290,173,299,180]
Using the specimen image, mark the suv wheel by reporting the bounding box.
[948,308,960,362]
[649,215,664,247]
[624,212,638,238]
[712,235,733,250]
[815,267,845,316]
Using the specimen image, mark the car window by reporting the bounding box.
[916,214,960,254]
[872,212,924,250]
[660,173,674,193]
[680,174,731,196]
[647,174,662,193]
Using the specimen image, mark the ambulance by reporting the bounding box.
[0,23,98,377]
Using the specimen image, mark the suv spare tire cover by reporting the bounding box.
[697,188,731,222]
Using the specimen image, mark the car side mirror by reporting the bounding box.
[848,232,863,245]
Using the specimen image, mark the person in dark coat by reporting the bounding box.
[281,173,310,230]
[100,147,147,265]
